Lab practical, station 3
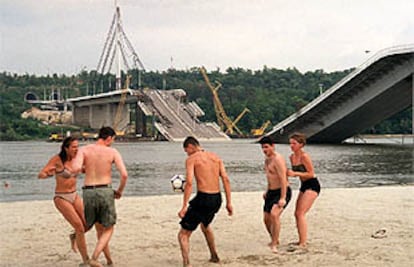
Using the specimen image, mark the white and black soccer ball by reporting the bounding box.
[170,174,186,192]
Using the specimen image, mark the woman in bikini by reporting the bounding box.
[38,136,90,265]
[287,132,321,249]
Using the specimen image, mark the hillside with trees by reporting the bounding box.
[0,67,412,141]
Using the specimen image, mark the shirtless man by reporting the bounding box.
[259,136,292,253]
[73,127,128,267]
[178,136,233,267]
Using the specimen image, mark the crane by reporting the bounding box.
[251,120,272,137]
[229,108,250,134]
[200,66,249,135]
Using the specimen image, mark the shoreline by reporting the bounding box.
[2,183,413,203]
[1,186,413,266]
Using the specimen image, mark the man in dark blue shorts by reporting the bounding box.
[178,137,233,267]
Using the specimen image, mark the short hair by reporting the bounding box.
[98,126,116,140]
[258,136,274,145]
[183,136,200,148]
[289,132,307,145]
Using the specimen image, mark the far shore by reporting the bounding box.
[344,134,414,145]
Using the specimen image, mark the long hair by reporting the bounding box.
[59,136,77,163]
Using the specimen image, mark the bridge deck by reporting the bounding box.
[265,45,414,143]
[69,88,230,142]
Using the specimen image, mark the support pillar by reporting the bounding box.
[107,104,113,128]
[89,105,93,129]
[136,106,147,137]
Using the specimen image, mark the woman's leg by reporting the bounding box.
[54,197,89,263]
[294,191,318,247]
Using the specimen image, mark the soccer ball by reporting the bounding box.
[170,174,186,192]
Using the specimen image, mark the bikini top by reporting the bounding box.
[56,168,77,179]
[292,164,307,173]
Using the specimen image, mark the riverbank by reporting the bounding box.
[1,186,413,266]
[344,134,414,144]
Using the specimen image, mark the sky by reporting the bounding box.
[1,0,414,75]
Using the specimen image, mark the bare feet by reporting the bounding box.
[268,240,279,246]
[268,243,278,254]
[209,254,220,263]
[89,259,104,267]
[295,246,308,254]
[288,241,307,248]
[182,259,192,267]
[287,243,308,254]
[298,243,307,248]
[69,233,78,253]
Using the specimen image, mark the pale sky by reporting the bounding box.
[1,0,413,75]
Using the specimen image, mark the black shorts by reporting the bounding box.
[300,178,321,194]
[263,186,292,213]
[180,192,222,231]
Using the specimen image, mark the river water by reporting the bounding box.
[0,140,413,202]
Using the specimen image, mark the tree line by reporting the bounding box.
[0,67,411,141]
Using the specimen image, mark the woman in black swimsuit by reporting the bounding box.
[287,132,320,248]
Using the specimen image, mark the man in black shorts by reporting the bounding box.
[178,137,233,267]
[259,136,292,253]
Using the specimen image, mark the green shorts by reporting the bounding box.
[83,186,116,229]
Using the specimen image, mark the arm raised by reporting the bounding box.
[38,156,58,179]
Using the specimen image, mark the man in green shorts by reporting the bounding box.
[74,127,128,267]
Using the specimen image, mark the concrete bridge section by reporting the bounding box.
[68,89,142,131]
[68,88,230,141]
[265,45,414,143]
[138,89,230,141]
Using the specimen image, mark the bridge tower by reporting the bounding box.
[96,1,145,90]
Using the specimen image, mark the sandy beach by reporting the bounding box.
[1,186,413,267]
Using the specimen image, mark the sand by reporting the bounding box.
[1,186,413,267]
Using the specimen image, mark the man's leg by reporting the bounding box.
[200,224,220,263]
[178,228,192,267]
[263,212,272,237]
[95,223,113,265]
[269,205,283,253]
[89,225,114,267]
